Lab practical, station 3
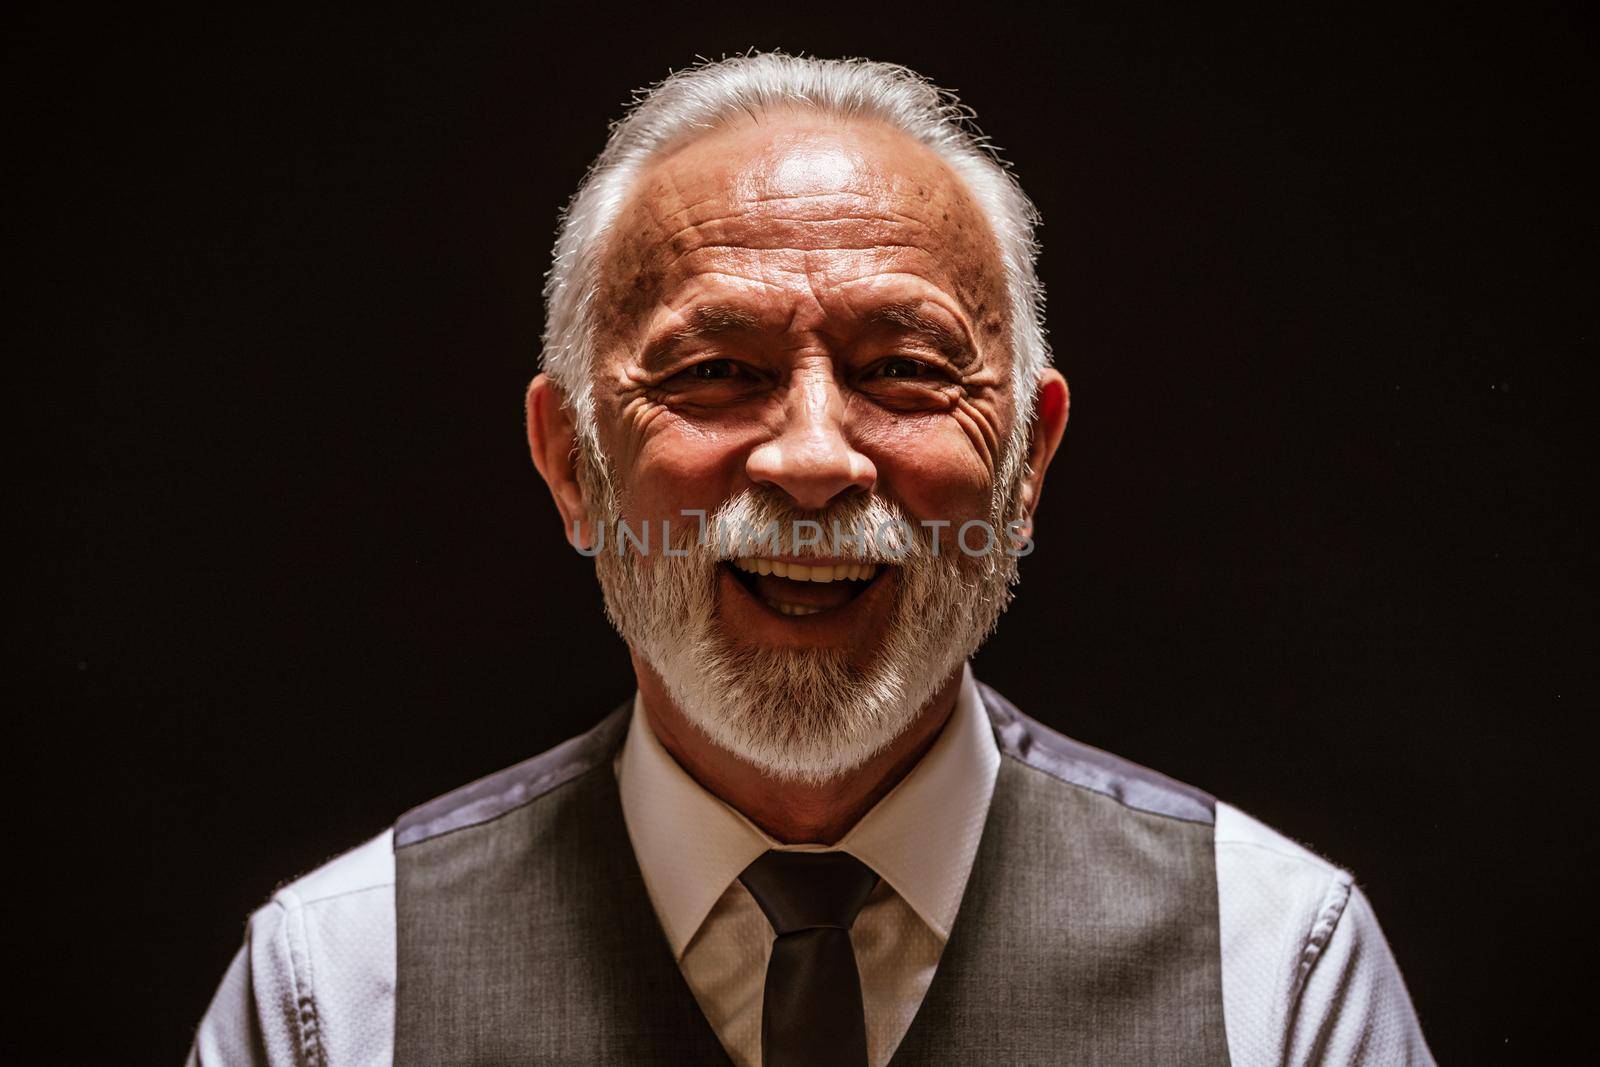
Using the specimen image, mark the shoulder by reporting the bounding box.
[266,828,399,985]
[1213,804,1434,1064]
[194,707,634,1065]
[973,683,1405,1045]
[192,832,398,1066]
[395,703,631,848]
[1214,801,1347,899]
[257,828,398,965]
[976,680,1217,824]
[1212,802,1354,988]
[276,828,396,907]
[978,680,1430,1063]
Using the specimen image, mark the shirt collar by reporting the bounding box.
[615,663,1000,959]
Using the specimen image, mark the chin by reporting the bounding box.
[646,618,959,785]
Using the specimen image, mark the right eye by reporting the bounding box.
[680,359,744,381]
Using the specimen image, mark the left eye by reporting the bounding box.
[682,360,742,381]
[874,358,933,380]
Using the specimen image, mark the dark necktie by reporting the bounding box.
[739,850,882,1067]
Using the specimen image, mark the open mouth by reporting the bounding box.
[722,557,886,617]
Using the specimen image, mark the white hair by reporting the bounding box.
[539,52,1051,456]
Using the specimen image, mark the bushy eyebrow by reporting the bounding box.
[638,300,976,370]
[865,302,975,364]
[640,304,768,370]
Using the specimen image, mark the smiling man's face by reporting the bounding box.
[538,114,1060,780]
[596,117,1014,630]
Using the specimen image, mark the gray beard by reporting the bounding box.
[583,454,1025,784]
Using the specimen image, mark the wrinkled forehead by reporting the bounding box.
[594,116,1009,345]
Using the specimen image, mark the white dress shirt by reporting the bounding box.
[190,666,1436,1065]
[615,665,1000,1067]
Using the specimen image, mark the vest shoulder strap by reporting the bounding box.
[978,680,1216,824]
[395,701,631,847]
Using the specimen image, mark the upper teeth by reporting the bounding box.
[730,558,879,583]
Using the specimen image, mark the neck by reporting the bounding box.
[631,652,966,845]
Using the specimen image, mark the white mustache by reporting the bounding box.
[698,489,928,563]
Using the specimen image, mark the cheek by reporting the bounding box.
[612,413,755,522]
[858,416,995,523]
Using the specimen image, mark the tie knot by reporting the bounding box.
[739,850,880,935]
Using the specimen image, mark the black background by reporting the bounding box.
[14,3,1594,1062]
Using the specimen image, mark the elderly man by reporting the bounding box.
[190,54,1433,1065]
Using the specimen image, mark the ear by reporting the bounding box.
[1015,369,1070,527]
[525,374,595,550]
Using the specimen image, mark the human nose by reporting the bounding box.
[745,367,876,510]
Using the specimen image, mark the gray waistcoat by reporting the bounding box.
[393,684,1231,1065]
